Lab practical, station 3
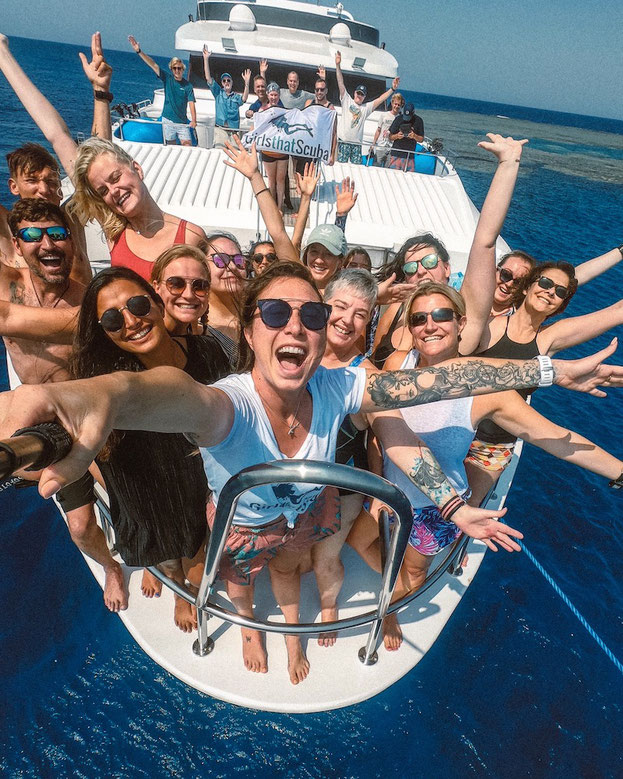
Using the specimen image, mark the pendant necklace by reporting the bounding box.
[287,394,303,438]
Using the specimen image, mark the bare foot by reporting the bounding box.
[174,595,196,633]
[318,606,338,647]
[382,613,403,651]
[103,562,128,612]
[285,636,310,684]
[141,568,162,598]
[241,628,268,673]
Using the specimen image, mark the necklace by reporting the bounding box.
[287,393,303,438]
[30,275,70,309]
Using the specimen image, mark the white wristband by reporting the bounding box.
[536,355,554,387]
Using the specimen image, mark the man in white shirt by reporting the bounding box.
[372,92,405,167]
[334,50,399,164]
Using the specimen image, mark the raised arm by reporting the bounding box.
[79,32,113,141]
[574,245,623,286]
[128,35,159,76]
[0,368,234,498]
[459,134,528,354]
[0,301,78,342]
[223,136,300,263]
[0,33,78,180]
[359,338,623,414]
[370,77,400,112]
[241,69,251,104]
[202,45,214,85]
[537,299,623,356]
[292,162,320,253]
[335,51,346,99]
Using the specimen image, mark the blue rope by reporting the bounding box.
[520,541,623,675]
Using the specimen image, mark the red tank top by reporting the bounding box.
[110,219,189,281]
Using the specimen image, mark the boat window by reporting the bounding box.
[196,1,380,46]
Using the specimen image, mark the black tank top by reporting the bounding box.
[474,318,540,445]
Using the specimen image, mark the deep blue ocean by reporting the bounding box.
[1,36,622,778]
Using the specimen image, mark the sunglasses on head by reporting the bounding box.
[164,276,210,297]
[209,252,246,270]
[17,225,70,243]
[251,252,277,265]
[536,275,569,300]
[99,294,152,332]
[402,253,440,275]
[256,299,331,331]
[408,307,457,328]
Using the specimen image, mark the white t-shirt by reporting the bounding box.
[200,366,367,527]
[376,110,397,148]
[338,93,376,143]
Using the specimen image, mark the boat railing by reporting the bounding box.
[93,460,470,666]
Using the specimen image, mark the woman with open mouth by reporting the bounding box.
[2,262,621,682]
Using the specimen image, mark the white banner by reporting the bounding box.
[242,105,336,162]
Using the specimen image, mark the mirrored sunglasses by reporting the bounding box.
[402,253,440,275]
[99,295,152,332]
[17,225,70,243]
[408,307,457,328]
[210,252,246,269]
[256,299,331,331]
[536,276,569,300]
[164,276,210,297]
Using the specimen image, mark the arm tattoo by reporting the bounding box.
[407,447,455,508]
[9,281,25,305]
[367,359,542,409]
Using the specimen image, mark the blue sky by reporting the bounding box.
[3,0,622,119]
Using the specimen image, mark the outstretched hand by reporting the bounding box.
[242,68,251,83]
[451,505,522,552]
[0,382,113,499]
[553,337,623,397]
[317,64,326,80]
[259,58,268,76]
[79,32,112,91]
[478,132,529,164]
[296,161,320,198]
[335,50,342,67]
[335,176,358,216]
[223,135,259,179]
[202,45,211,59]
[128,35,140,53]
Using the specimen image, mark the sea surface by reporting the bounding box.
[1,36,622,778]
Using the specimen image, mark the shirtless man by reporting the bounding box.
[0,31,113,283]
[2,197,127,611]
[1,144,91,284]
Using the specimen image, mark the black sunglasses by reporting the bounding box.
[164,276,210,297]
[408,307,457,328]
[17,225,70,243]
[256,299,331,331]
[537,276,569,300]
[251,252,277,264]
[498,266,516,284]
[99,295,152,332]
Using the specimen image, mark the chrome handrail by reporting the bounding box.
[194,460,413,665]
[92,460,472,666]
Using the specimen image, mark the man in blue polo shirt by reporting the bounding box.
[128,35,196,146]
[203,46,251,149]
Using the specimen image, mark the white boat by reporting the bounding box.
[51,0,517,712]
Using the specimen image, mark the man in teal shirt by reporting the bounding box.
[129,35,196,146]
[203,46,250,149]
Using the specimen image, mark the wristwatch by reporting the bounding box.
[94,90,114,103]
[536,354,554,387]
[608,470,623,489]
